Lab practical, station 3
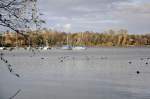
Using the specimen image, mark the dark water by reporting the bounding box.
[0,48,150,99]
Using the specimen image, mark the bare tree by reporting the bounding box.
[0,0,43,37]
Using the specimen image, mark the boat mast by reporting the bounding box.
[67,34,69,45]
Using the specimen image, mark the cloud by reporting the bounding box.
[50,23,71,32]
[38,0,150,33]
[63,24,71,32]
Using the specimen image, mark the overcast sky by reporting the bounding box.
[37,0,150,34]
[1,0,149,34]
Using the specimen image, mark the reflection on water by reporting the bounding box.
[0,48,150,99]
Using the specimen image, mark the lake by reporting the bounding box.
[0,48,150,99]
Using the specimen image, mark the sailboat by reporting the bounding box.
[72,32,86,50]
[72,46,86,50]
[43,40,51,50]
[61,45,72,50]
[61,34,72,50]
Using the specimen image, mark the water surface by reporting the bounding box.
[0,48,150,99]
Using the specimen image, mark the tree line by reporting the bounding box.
[0,29,150,47]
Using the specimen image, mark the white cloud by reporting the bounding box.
[63,24,71,32]
[55,24,61,27]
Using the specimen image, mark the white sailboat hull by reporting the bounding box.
[0,47,4,50]
[61,45,72,50]
[43,46,49,50]
[72,46,86,50]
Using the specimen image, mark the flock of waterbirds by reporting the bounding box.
[57,54,150,75]
[128,57,150,74]
[1,48,150,78]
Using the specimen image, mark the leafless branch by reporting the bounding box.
[9,89,21,99]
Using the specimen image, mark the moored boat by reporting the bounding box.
[72,46,86,50]
[61,45,72,50]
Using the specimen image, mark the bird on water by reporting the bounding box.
[136,71,140,74]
